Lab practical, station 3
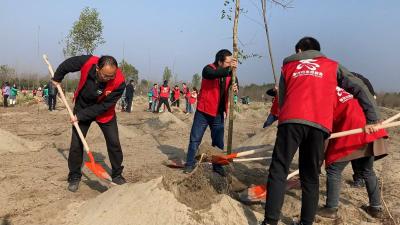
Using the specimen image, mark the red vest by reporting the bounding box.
[279,57,338,132]
[159,85,170,98]
[325,87,388,165]
[189,92,197,104]
[74,56,125,123]
[173,89,180,99]
[270,96,279,116]
[196,64,231,117]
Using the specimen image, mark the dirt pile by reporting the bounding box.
[0,128,41,154]
[61,176,262,225]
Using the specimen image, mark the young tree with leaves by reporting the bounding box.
[63,7,105,56]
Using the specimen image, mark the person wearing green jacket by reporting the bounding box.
[43,86,49,106]
[9,84,18,106]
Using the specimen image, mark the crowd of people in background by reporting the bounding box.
[1,81,59,110]
[145,81,198,115]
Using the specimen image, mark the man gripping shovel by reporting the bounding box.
[45,55,127,192]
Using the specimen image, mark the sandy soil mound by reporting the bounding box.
[61,176,261,225]
[239,126,277,149]
[143,112,188,130]
[0,128,41,154]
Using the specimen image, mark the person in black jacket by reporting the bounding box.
[47,80,58,111]
[52,55,127,192]
[125,80,135,113]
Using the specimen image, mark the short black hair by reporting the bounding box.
[295,37,321,53]
[97,55,118,69]
[214,49,232,64]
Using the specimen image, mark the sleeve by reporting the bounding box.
[278,73,286,108]
[52,55,92,82]
[337,64,380,123]
[76,82,126,121]
[202,65,231,80]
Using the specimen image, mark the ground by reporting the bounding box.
[0,96,399,225]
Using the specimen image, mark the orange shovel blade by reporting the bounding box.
[211,154,236,165]
[85,152,112,181]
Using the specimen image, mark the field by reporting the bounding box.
[0,96,399,225]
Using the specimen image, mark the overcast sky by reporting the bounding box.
[0,0,399,91]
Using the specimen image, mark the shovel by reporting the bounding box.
[212,119,400,165]
[239,170,300,203]
[43,55,112,182]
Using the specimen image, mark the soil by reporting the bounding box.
[0,97,399,225]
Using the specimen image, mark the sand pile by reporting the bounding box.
[0,128,41,154]
[61,174,262,225]
[144,112,188,130]
[239,125,277,149]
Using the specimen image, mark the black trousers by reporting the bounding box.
[172,98,180,107]
[3,95,8,107]
[264,123,326,225]
[125,97,133,112]
[156,97,171,112]
[68,117,124,181]
[48,95,57,110]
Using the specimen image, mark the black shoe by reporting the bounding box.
[67,179,80,192]
[362,205,383,219]
[317,206,338,219]
[213,164,227,177]
[352,176,365,188]
[183,165,195,174]
[112,175,127,185]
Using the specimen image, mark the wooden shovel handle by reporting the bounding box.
[382,112,400,125]
[329,121,400,139]
[42,54,91,154]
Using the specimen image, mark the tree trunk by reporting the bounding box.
[227,0,240,155]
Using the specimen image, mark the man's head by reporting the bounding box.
[295,37,321,53]
[163,80,168,86]
[129,80,134,84]
[182,83,187,88]
[214,49,233,68]
[154,83,158,88]
[96,55,118,82]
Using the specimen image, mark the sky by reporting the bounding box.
[0,0,399,91]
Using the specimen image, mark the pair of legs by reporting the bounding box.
[263,124,326,225]
[156,97,171,112]
[172,98,180,107]
[8,96,16,105]
[68,117,124,181]
[48,95,57,111]
[125,97,133,113]
[3,95,8,107]
[185,111,225,172]
[325,156,381,209]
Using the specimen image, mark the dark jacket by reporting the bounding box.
[53,55,125,122]
[125,83,134,99]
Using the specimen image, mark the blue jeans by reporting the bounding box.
[263,114,278,128]
[326,156,381,208]
[185,110,224,167]
[185,98,190,113]
[151,99,158,112]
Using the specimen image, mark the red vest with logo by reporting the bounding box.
[279,57,338,132]
[74,56,125,123]
[196,64,232,117]
[173,89,180,99]
[325,87,388,165]
[189,92,197,104]
[159,85,170,98]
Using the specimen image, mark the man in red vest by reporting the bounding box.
[155,80,172,113]
[172,85,181,107]
[317,87,387,219]
[52,55,126,192]
[183,49,238,176]
[261,37,381,225]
